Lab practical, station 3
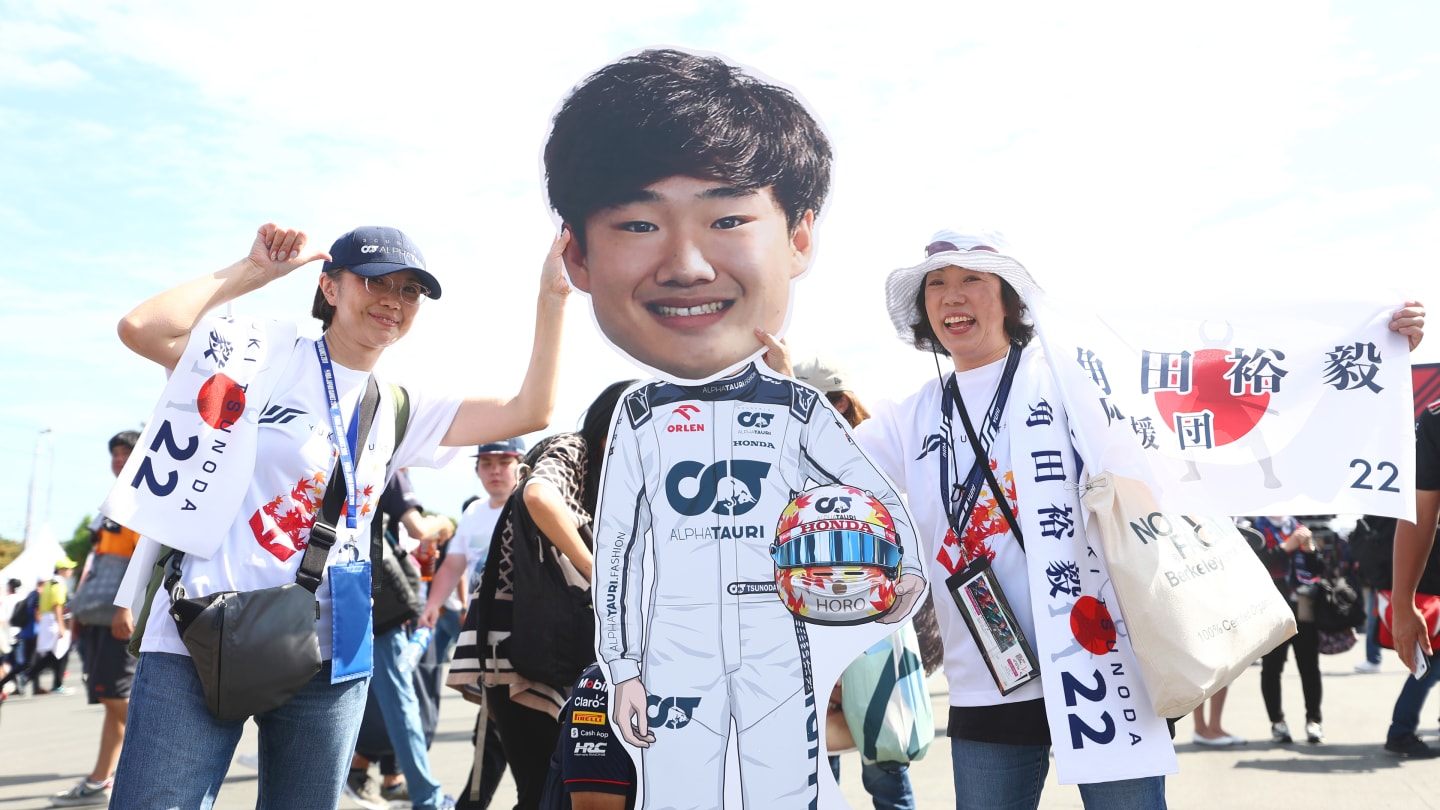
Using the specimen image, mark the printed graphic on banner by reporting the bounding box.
[1032,291,1416,520]
[103,317,298,556]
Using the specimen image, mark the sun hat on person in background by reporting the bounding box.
[884,228,1039,353]
[793,356,853,395]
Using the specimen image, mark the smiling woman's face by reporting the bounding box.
[923,265,1012,371]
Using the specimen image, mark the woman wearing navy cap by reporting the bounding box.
[108,223,569,810]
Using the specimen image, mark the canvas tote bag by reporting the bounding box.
[1081,473,1295,717]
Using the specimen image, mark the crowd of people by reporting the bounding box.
[1,45,1434,810]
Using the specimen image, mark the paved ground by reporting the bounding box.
[3,641,1440,809]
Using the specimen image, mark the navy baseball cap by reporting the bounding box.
[473,437,525,457]
[323,226,442,300]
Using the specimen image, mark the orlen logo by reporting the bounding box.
[737,411,773,429]
[665,460,770,516]
[814,496,853,514]
[668,404,704,433]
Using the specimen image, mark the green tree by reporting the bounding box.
[64,515,94,567]
[0,536,19,570]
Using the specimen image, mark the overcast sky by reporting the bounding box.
[2,0,1437,541]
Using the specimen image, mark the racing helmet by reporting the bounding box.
[771,484,903,625]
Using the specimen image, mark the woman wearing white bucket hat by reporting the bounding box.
[835,228,1427,810]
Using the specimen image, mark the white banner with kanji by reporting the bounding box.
[1030,290,1416,522]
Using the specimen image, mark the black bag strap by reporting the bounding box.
[953,387,1026,552]
[165,376,381,598]
[297,376,381,593]
[373,383,411,597]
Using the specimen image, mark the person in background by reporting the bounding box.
[48,431,142,807]
[346,468,459,810]
[794,355,942,810]
[0,578,30,698]
[422,439,525,809]
[1389,399,1440,756]
[450,381,635,810]
[30,559,77,695]
[1246,516,1326,744]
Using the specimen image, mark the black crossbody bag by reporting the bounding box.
[165,377,379,722]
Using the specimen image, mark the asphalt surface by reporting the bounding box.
[3,640,1440,809]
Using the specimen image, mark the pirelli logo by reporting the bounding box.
[573,711,607,725]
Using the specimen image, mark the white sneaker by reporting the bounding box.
[1306,721,1325,744]
[1355,660,1382,673]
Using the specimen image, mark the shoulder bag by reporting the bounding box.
[505,485,596,690]
[1080,474,1297,717]
[165,377,380,722]
[839,622,935,766]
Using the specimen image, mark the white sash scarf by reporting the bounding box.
[1008,348,1178,784]
[106,316,297,610]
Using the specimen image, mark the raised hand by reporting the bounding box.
[248,222,331,278]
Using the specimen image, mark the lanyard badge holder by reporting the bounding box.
[938,349,1041,696]
[316,339,375,684]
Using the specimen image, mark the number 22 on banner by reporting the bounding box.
[130,420,200,497]
[1349,458,1400,493]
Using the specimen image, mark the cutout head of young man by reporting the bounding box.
[544,49,926,810]
[545,48,831,384]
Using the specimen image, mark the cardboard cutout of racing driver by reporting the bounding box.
[545,48,927,809]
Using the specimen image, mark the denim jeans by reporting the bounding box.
[372,626,446,810]
[111,652,368,810]
[1388,659,1440,740]
[828,755,916,810]
[950,738,1167,810]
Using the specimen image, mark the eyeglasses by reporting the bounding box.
[359,274,431,306]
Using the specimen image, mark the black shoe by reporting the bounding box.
[1386,733,1438,759]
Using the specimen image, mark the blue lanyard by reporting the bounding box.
[315,337,366,530]
[937,346,1021,551]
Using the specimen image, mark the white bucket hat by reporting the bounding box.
[884,228,1039,352]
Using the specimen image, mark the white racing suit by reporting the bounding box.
[595,364,920,809]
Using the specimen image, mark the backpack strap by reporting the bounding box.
[374,383,411,597]
[297,376,381,593]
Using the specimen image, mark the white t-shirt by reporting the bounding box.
[856,353,1042,707]
[140,339,461,659]
[448,498,505,594]
[451,498,505,573]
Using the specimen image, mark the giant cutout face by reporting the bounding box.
[563,177,813,383]
[546,49,926,810]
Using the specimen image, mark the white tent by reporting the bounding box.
[0,524,71,588]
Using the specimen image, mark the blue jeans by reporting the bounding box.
[1365,588,1382,664]
[372,626,446,810]
[433,606,462,662]
[1388,660,1440,740]
[950,738,1167,810]
[828,755,916,810]
[112,652,368,810]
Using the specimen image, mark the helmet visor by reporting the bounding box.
[773,530,902,571]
